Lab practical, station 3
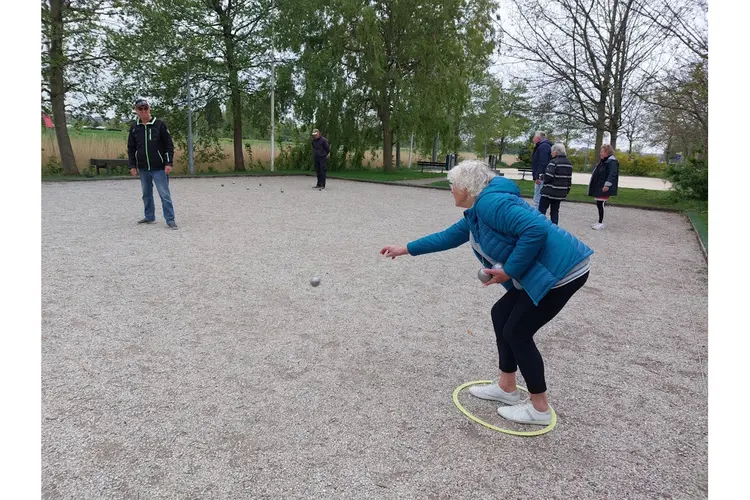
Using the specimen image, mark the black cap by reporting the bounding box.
[134,98,149,108]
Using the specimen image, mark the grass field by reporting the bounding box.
[430,179,707,212]
[42,130,517,173]
[430,178,708,248]
[687,211,709,255]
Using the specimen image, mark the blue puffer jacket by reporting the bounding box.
[407,177,594,305]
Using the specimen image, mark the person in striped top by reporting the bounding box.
[538,143,573,225]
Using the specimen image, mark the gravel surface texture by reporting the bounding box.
[42,176,707,499]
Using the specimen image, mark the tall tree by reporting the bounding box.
[41,0,112,175]
[467,77,530,157]
[501,0,660,152]
[636,0,707,155]
[647,62,707,159]
[287,0,497,171]
[108,0,277,171]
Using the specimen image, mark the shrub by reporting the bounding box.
[43,156,62,176]
[665,158,708,200]
[618,155,664,177]
[275,142,310,171]
[568,151,597,172]
[516,142,533,166]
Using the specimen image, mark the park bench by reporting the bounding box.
[89,158,130,176]
[516,165,534,180]
[417,158,451,172]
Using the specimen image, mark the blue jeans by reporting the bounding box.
[533,181,543,206]
[139,169,175,222]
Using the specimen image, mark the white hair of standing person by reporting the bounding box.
[551,143,566,156]
[534,131,547,139]
[447,160,497,197]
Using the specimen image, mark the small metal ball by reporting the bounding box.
[478,269,492,283]
[310,276,321,287]
[479,263,504,283]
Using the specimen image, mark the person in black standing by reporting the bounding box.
[538,143,573,225]
[128,98,177,229]
[311,128,330,190]
[587,144,619,230]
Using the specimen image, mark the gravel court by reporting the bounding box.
[42,176,707,499]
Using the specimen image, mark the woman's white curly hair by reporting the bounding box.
[447,160,497,197]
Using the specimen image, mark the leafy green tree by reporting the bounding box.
[42,0,113,174]
[107,0,278,171]
[284,0,498,171]
[467,77,530,158]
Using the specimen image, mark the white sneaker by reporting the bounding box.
[591,222,605,230]
[468,381,521,405]
[497,401,553,426]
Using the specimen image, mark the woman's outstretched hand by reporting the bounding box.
[482,267,511,286]
[380,245,409,259]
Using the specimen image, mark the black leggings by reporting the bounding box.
[490,272,589,394]
[538,197,561,225]
[597,200,606,223]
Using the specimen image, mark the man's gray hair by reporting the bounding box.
[601,144,615,156]
[447,160,496,197]
[534,131,547,139]
[551,143,566,156]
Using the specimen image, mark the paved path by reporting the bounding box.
[396,169,672,191]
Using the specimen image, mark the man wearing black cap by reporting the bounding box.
[311,128,330,190]
[128,98,178,229]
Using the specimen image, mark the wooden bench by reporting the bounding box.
[89,158,130,176]
[516,165,534,180]
[417,160,449,172]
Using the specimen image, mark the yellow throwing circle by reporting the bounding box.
[453,380,557,437]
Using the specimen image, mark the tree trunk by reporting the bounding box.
[395,139,400,169]
[222,18,245,171]
[594,125,605,155]
[499,136,507,157]
[665,135,673,164]
[382,112,394,172]
[432,134,439,162]
[229,70,245,171]
[48,0,79,175]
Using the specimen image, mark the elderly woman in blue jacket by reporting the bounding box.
[381,160,593,425]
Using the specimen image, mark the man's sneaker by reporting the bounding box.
[167,221,178,230]
[468,380,521,405]
[318,186,326,191]
[312,185,321,189]
[591,222,605,230]
[497,401,553,426]
[137,218,155,224]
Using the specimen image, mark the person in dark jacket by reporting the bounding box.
[531,132,552,207]
[380,160,593,426]
[538,143,573,225]
[128,98,178,229]
[311,128,330,190]
[587,144,619,230]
